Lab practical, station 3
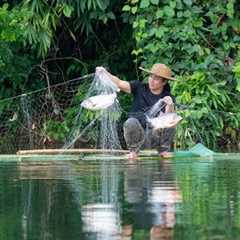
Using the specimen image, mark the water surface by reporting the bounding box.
[0,154,240,240]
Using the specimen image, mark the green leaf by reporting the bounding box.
[140,0,150,9]
[122,5,131,11]
[170,1,177,8]
[155,27,168,38]
[233,62,240,92]
[131,6,138,14]
[87,0,92,10]
[63,4,73,18]
[177,11,183,17]
[107,12,115,20]
[2,3,8,10]
[183,10,191,17]
[138,19,147,28]
[163,6,175,17]
[96,0,107,10]
[132,48,143,56]
[133,21,139,28]
[69,29,76,41]
[226,0,234,18]
[150,0,159,5]
[156,9,163,18]
[183,0,192,6]
[236,79,240,92]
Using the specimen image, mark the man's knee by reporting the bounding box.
[123,118,145,151]
[123,118,141,129]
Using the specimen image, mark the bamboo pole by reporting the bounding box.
[17,148,129,155]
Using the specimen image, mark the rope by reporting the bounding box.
[0,73,95,104]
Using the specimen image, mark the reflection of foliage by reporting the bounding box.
[175,158,240,238]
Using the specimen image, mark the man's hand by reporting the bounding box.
[95,66,131,93]
[163,96,174,113]
[162,96,174,106]
[96,66,107,74]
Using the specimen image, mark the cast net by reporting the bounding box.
[0,71,122,154]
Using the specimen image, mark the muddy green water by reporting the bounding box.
[0,154,240,240]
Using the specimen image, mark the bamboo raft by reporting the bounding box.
[17,148,130,155]
[0,145,237,162]
[0,148,154,163]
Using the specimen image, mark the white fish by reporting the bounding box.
[81,93,117,111]
[147,113,182,129]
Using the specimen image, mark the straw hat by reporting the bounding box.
[139,63,176,81]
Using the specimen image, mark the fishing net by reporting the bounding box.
[0,71,122,154]
[174,143,215,157]
[63,69,122,150]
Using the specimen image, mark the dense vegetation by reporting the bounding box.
[0,0,239,150]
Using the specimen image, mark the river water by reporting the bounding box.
[0,154,240,240]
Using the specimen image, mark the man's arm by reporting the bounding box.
[96,67,131,93]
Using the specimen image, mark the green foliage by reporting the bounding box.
[42,81,98,143]
[0,4,38,99]
[0,0,239,149]
[0,4,29,42]
[233,59,240,92]
[0,1,135,149]
[20,0,119,56]
[59,0,118,32]
[21,0,74,56]
[173,71,238,148]
[122,0,240,149]
[0,4,29,66]
[43,119,68,141]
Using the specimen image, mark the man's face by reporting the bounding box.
[148,74,166,91]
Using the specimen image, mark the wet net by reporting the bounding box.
[0,72,122,154]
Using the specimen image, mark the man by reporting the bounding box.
[96,63,176,159]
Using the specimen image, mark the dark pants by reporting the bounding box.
[123,118,175,153]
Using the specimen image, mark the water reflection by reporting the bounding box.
[123,159,181,240]
[18,161,83,240]
[1,155,240,239]
[82,204,121,239]
[81,160,122,239]
[79,158,181,240]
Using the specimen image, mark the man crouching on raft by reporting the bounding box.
[96,63,177,159]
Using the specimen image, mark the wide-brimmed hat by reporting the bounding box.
[139,63,176,81]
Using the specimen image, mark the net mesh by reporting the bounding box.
[0,73,120,153]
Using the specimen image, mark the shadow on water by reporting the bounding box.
[0,154,240,239]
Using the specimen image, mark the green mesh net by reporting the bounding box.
[174,143,215,158]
